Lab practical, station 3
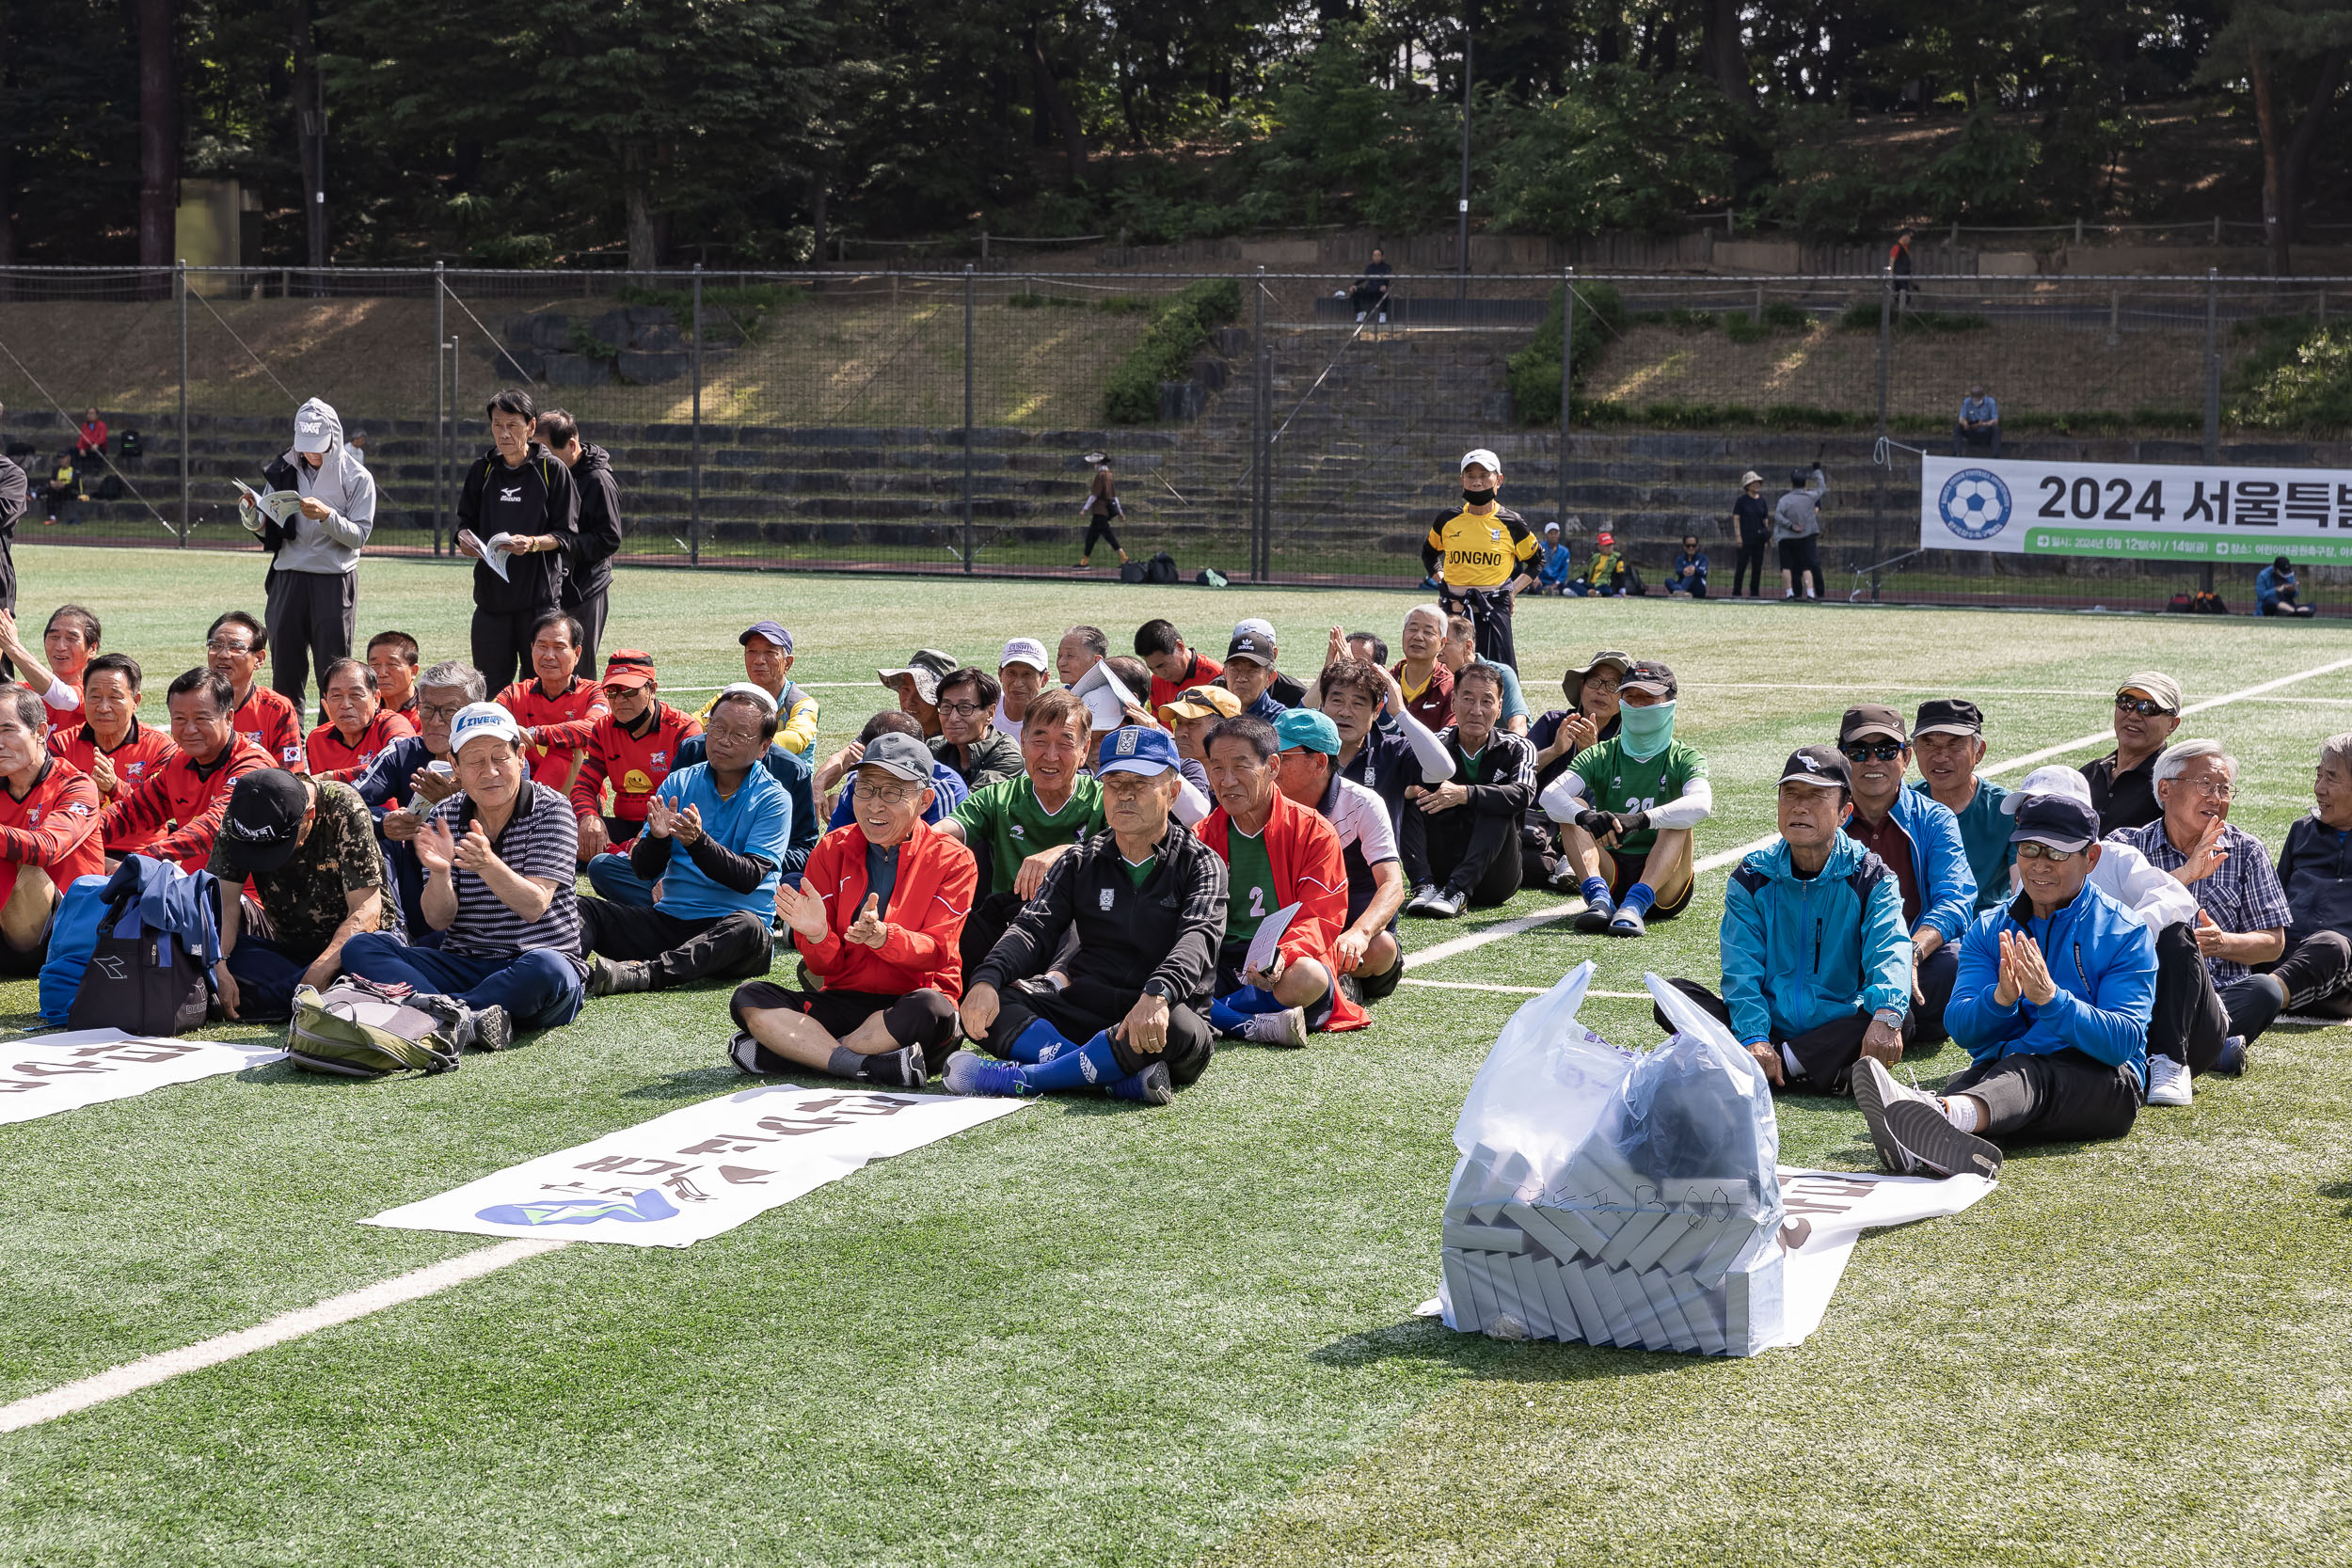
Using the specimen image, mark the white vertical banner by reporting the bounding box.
[1921,454,2352,562]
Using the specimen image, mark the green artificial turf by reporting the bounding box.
[0,547,2348,1565]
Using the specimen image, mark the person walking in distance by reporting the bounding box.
[457,388,580,693]
[1077,457,1128,571]
[244,397,375,715]
[535,408,623,673]
[1730,470,1772,598]
[1772,458,1827,601]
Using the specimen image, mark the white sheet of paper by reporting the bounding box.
[1246,901,1300,976]
[1070,657,1141,734]
[0,1029,285,1126]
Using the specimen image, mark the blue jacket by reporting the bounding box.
[1537,541,1573,587]
[674,734,819,879]
[1946,882,2156,1081]
[1846,788,1977,944]
[2257,565,2295,610]
[1722,834,1912,1045]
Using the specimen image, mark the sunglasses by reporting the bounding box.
[2115,696,2174,718]
[2016,842,2083,863]
[1841,742,1905,763]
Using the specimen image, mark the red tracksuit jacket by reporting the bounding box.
[1199,786,1368,1032]
[569,703,702,828]
[49,719,180,848]
[231,685,309,774]
[794,819,977,998]
[308,710,417,782]
[0,759,103,905]
[98,738,272,871]
[497,676,610,790]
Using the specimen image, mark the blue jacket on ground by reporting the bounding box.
[1722,833,1912,1045]
[1847,788,1978,944]
[1946,882,2156,1082]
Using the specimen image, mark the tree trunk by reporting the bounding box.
[1702,0,1748,102]
[624,142,659,272]
[137,0,178,295]
[2249,46,2289,275]
[808,177,828,268]
[1025,24,1086,185]
[2280,47,2349,266]
[292,0,326,274]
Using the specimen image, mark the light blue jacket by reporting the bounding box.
[1721,833,1912,1045]
[1537,541,1573,587]
[1946,882,2156,1082]
[1845,788,1978,944]
[2257,564,2294,611]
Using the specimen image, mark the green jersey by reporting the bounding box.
[1567,738,1707,855]
[1225,827,1279,942]
[952,773,1106,895]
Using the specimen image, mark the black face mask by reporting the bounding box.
[1462,486,1494,506]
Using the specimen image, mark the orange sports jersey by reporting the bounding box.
[49,719,180,850]
[307,710,417,782]
[496,676,610,790]
[99,737,272,872]
[230,685,309,774]
[568,703,703,826]
[0,759,103,907]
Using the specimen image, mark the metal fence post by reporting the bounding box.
[434,261,446,556]
[2203,265,2220,592]
[961,264,975,573]
[177,261,189,546]
[1874,264,1893,575]
[691,263,703,566]
[1556,266,1573,531]
[1253,267,1270,579]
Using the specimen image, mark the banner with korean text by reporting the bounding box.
[0,1030,285,1126]
[1920,454,2352,562]
[364,1084,1029,1248]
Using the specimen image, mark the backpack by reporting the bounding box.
[1197,568,1229,588]
[2167,592,2195,613]
[1144,551,1180,585]
[38,874,118,1024]
[1119,560,1148,584]
[2193,589,2228,615]
[96,473,123,500]
[68,881,210,1037]
[286,978,464,1077]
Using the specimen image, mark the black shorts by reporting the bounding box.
[729,982,961,1069]
[1606,847,1692,918]
[1351,949,1403,1004]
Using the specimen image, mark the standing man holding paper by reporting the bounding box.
[457,388,580,694]
[243,398,374,715]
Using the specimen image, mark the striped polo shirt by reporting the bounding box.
[428,781,584,966]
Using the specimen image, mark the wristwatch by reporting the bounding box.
[1871,1007,1904,1031]
[1140,978,1173,1003]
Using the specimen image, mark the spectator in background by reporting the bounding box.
[1076,459,1128,571]
[209,768,389,1022]
[1773,463,1826,600]
[1888,230,1914,297]
[1136,618,1224,709]
[0,603,97,727]
[536,408,623,673]
[707,621,818,757]
[1349,247,1392,323]
[1219,625,1289,722]
[1568,531,1631,596]
[931,666,1023,789]
[366,630,422,723]
[2082,672,2180,835]
[1158,682,1241,800]
[1391,605,1454,731]
[457,387,580,693]
[1437,613,1528,735]
[1424,451,1539,668]
[1534,521,1574,594]
[1276,705,1407,1006]
[1401,662,1535,919]
[495,610,607,793]
[245,398,373,713]
[993,638,1051,740]
[1955,385,2001,458]
[74,408,107,463]
[1227,619,1308,706]
[1834,704,1976,1043]
[823,711,966,833]
[2271,733,2352,1022]
[2258,557,2315,618]
[44,453,81,528]
[205,610,308,773]
[1523,650,1629,892]
[1540,661,1710,938]
[1344,630,1387,668]
[1312,656,1450,845]
[0,404,24,626]
[940,689,1102,974]
[50,653,175,833]
[878,649,956,740]
[1730,470,1772,598]
[346,429,367,462]
[1056,625,1109,687]
[353,659,479,944]
[1667,534,1709,598]
[98,669,270,872]
[306,657,414,781]
[569,649,701,863]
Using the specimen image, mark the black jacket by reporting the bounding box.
[457,442,580,614]
[562,443,624,603]
[0,453,23,560]
[2277,815,2352,949]
[972,818,1227,1014]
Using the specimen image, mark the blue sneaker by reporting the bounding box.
[1607,905,1647,938]
[943,1048,1029,1098]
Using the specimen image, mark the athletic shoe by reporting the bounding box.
[943,1048,1026,1098]
[1107,1062,1176,1104]
[1240,1006,1311,1048]
[1546,863,1581,894]
[1355,310,1366,323]
[860,1042,930,1088]
[585,957,653,997]
[1851,1057,1926,1175]
[1404,882,1440,914]
[1572,892,1615,933]
[1882,1098,2004,1180]
[1607,906,1647,938]
[470,1004,515,1053]
[2145,1053,2193,1106]
[1420,887,1466,919]
[2211,1034,2249,1077]
[1782,590,1795,600]
[728,1030,769,1075]
[1338,972,1364,1007]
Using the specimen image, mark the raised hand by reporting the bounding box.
[416,816,457,876]
[846,893,889,948]
[774,879,829,942]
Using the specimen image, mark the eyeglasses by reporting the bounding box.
[2115,696,2173,718]
[418,702,466,721]
[938,701,986,718]
[1842,742,1904,763]
[2176,777,2233,800]
[203,639,256,655]
[859,781,924,807]
[705,724,764,748]
[2017,843,2082,862]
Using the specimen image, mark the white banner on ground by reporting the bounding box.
[363,1084,1029,1248]
[1770,1166,1994,1346]
[1919,453,2352,563]
[0,1030,285,1126]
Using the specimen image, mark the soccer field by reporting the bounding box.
[1,545,2349,1566]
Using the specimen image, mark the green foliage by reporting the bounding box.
[1508,283,1626,425]
[1724,302,1815,344]
[566,322,620,360]
[1007,292,1149,312]
[1480,69,1736,241]
[1765,103,2076,241]
[2230,322,2352,432]
[1837,303,1991,334]
[1101,279,1243,425]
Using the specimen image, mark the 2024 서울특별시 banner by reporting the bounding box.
[1919,455,2352,563]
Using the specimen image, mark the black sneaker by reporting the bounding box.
[1851,1057,1921,1175]
[1883,1098,2004,1180]
[728,1030,769,1074]
[859,1042,930,1088]
[1106,1061,1176,1105]
[469,1004,515,1053]
[585,957,621,997]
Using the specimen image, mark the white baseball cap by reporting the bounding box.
[713,681,777,716]
[450,702,526,756]
[2000,765,2096,815]
[999,637,1049,672]
[1461,448,1501,471]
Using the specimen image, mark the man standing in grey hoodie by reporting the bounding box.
[1772,461,1826,601]
[246,397,375,712]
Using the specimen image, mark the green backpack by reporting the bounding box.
[287,979,463,1078]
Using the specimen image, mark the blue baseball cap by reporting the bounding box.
[1096,726,1180,778]
[739,620,794,651]
[1274,707,1341,756]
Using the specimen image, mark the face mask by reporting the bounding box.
[1462,486,1494,506]
[1619,700,1676,761]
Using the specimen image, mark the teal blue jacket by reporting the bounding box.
[1721,834,1912,1045]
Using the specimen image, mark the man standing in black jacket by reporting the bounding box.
[536,408,622,675]
[0,405,23,642]
[946,726,1227,1106]
[457,388,580,693]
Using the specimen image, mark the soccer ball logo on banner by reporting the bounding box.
[1938,468,2011,541]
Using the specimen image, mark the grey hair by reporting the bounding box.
[2323,733,2352,774]
[420,659,487,705]
[1404,602,1447,627]
[2153,737,2236,784]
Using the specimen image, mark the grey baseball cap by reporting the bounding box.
[857,732,934,783]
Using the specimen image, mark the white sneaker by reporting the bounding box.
[2145,1053,2193,1107]
[1241,1006,1311,1048]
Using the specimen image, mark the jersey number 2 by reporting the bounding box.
[1248,887,1267,918]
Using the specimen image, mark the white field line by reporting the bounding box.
[1400,978,1649,999]
[1405,653,2352,974]
[0,1239,564,1435]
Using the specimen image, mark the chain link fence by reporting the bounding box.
[2,264,2348,612]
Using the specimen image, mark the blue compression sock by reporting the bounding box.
[1002,1016,1075,1064]
[1622,882,1658,916]
[1580,876,1613,908]
[1015,1032,1128,1092]
[1209,986,1283,1036]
